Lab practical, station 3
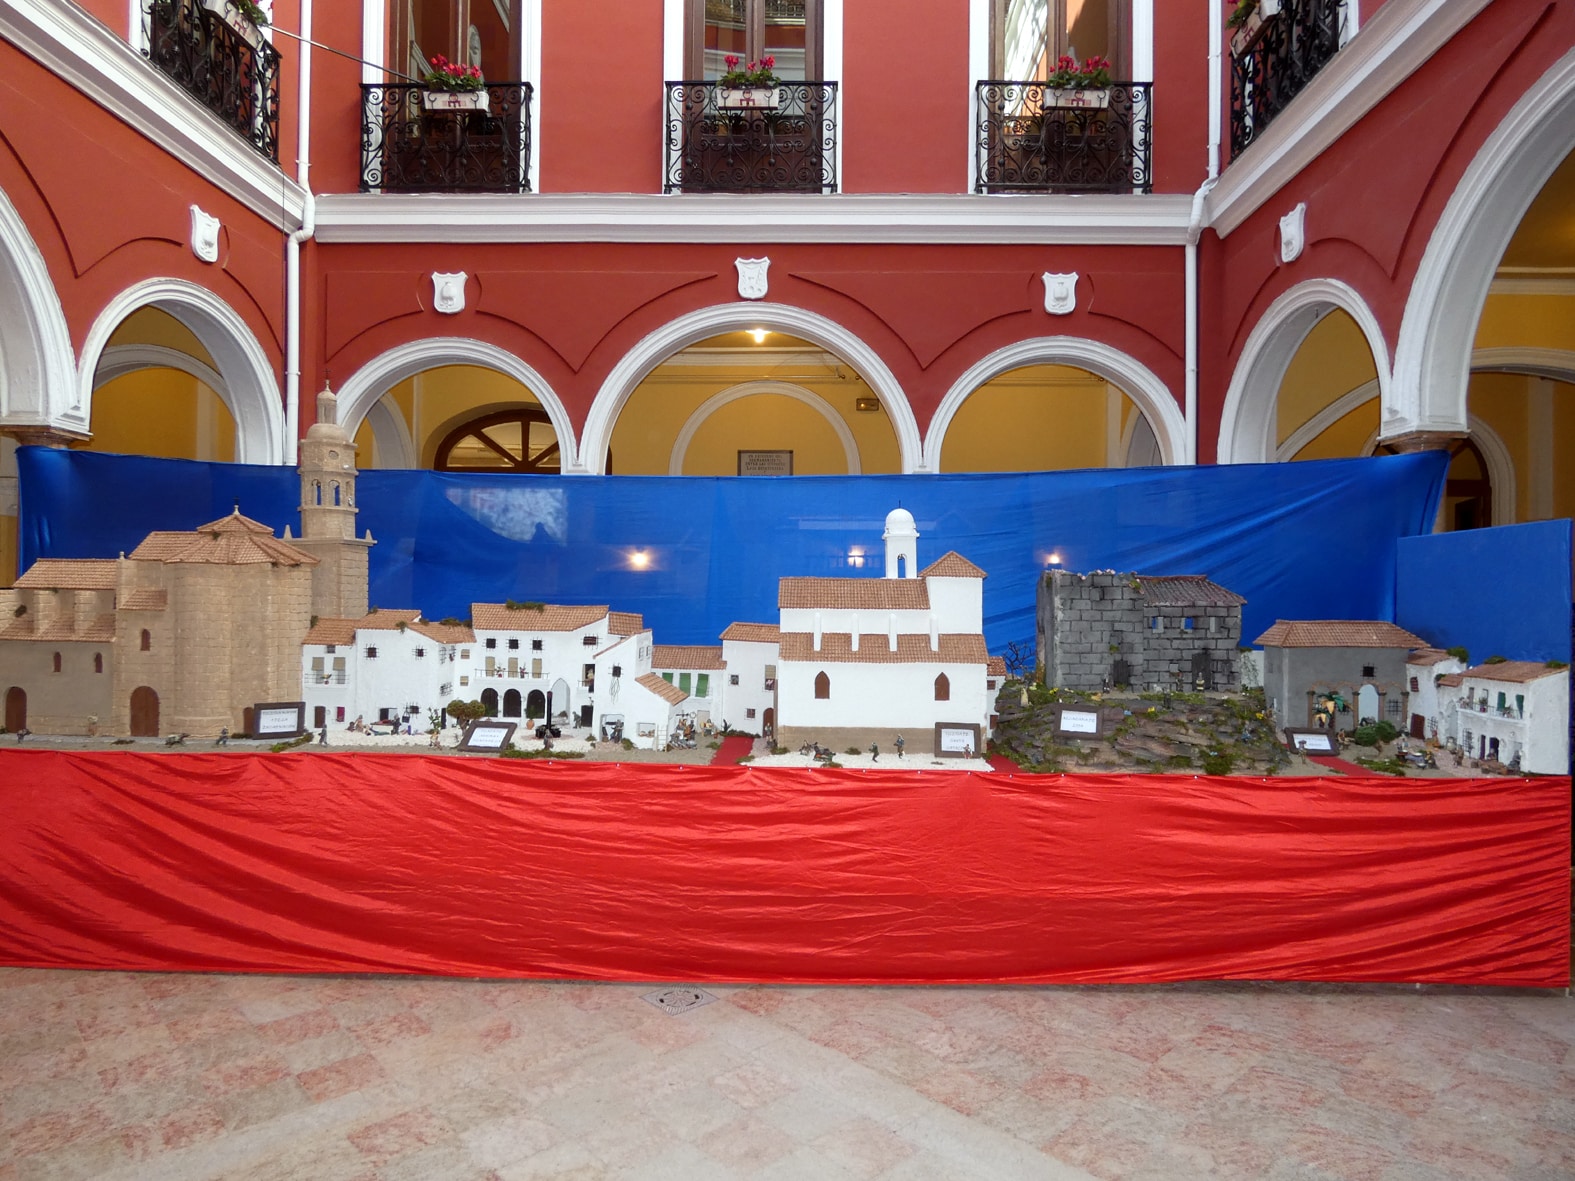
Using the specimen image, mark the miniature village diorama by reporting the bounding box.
[1,388,1567,776]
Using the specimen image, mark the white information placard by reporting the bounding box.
[938,727,976,753]
[252,703,304,737]
[1060,709,1100,735]
[462,723,513,751]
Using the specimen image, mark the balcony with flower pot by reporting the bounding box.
[664,56,839,194]
[975,57,1152,194]
[360,58,533,194]
[1229,0,1348,158]
[143,0,280,161]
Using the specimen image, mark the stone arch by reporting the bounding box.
[335,339,575,472]
[583,302,920,475]
[1216,278,1391,464]
[78,279,284,464]
[0,186,77,435]
[1392,48,1575,440]
[924,337,1187,471]
[668,380,862,475]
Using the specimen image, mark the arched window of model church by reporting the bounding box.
[814,671,830,699]
[992,0,1130,80]
[435,408,562,474]
[389,0,522,83]
[94,653,103,674]
[934,673,949,701]
[140,629,151,651]
[332,483,341,506]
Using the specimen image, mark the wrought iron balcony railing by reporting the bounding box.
[360,83,533,193]
[974,82,1152,194]
[143,0,280,162]
[664,81,839,194]
[1230,0,1347,158]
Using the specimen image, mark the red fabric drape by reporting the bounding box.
[0,750,1567,986]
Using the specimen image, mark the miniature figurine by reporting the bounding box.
[869,742,879,761]
[216,727,229,746]
[894,734,905,759]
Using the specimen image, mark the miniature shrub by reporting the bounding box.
[707,740,721,750]
[269,734,313,754]
[620,738,634,751]
[1483,654,1507,664]
[1446,646,1469,662]
[771,745,788,755]
[499,748,585,760]
[1351,725,1381,747]
[1201,749,1234,775]
[1547,660,1569,669]
[845,746,862,755]
[1166,754,1194,768]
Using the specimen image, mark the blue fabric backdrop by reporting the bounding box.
[18,449,1448,652]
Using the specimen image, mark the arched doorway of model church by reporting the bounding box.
[78,282,284,465]
[525,689,546,721]
[335,342,575,474]
[503,688,521,718]
[924,340,1185,471]
[4,687,25,732]
[583,304,921,474]
[480,687,500,716]
[129,686,159,737]
[606,331,902,476]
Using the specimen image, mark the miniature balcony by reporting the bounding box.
[974,82,1153,194]
[1230,0,1347,158]
[143,0,280,162]
[360,83,533,193]
[663,81,839,194]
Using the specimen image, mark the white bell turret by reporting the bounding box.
[882,507,918,579]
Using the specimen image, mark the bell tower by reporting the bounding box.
[882,507,919,579]
[291,384,374,618]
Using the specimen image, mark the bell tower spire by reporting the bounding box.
[294,383,373,618]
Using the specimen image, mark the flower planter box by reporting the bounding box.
[1045,87,1110,110]
[423,89,489,111]
[716,87,780,111]
[1230,0,1282,56]
[200,0,264,48]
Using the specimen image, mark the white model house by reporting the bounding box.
[1402,647,1466,741]
[469,603,644,728]
[302,610,473,732]
[771,508,994,756]
[1437,661,1569,773]
[650,645,725,728]
[719,622,781,736]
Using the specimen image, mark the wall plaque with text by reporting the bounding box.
[738,450,793,476]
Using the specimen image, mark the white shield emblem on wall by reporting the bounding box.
[735,257,770,300]
[431,271,468,315]
[1043,271,1078,315]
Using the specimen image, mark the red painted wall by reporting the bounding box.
[0,41,286,366]
[841,0,971,193]
[316,238,1186,436]
[538,1,666,193]
[1152,1,1211,193]
[1196,0,1575,459]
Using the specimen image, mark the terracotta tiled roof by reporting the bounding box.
[779,632,989,665]
[1253,620,1428,649]
[118,588,167,611]
[130,512,317,567]
[1139,575,1246,607]
[608,611,644,636]
[721,622,780,643]
[778,578,930,610]
[15,559,118,590]
[652,645,725,671]
[409,620,475,644]
[987,655,1007,677]
[1406,647,1457,667]
[635,672,689,705]
[919,552,987,579]
[1462,661,1566,685]
[1437,673,1464,688]
[303,618,361,646]
[592,634,632,659]
[354,609,423,630]
[471,603,610,632]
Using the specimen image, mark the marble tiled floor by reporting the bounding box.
[1,967,1571,1181]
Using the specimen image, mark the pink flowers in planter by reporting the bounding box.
[424,54,485,92]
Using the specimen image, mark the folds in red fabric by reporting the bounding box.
[0,750,1567,986]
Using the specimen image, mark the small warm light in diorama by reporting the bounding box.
[630,549,650,569]
[1047,551,1062,567]
[848,547,865,568]
[750,328,769,344]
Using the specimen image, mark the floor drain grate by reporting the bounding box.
[642,986,717,1015]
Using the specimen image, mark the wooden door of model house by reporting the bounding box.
[4,686,25,732]
[129,686,159,737]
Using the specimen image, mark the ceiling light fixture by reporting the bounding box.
[750,328,768,344]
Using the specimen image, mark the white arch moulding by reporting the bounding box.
[668,380,862,475]
[364,398,418,469]
[922,337,1187,472]
[0,186,78,436]
[335,338,578,473]
[1216,277,1391,465]
[1391,48,1575,440]
[581,302,921,475]
[77,279,285,464]
[1353,414,1517,527]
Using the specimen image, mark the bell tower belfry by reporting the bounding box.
[882,507,918,579]
[291,384,374,619]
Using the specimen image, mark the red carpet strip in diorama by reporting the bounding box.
[0,749,1568,988]
[1306,753,1382,776]
[710,734,756,765]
